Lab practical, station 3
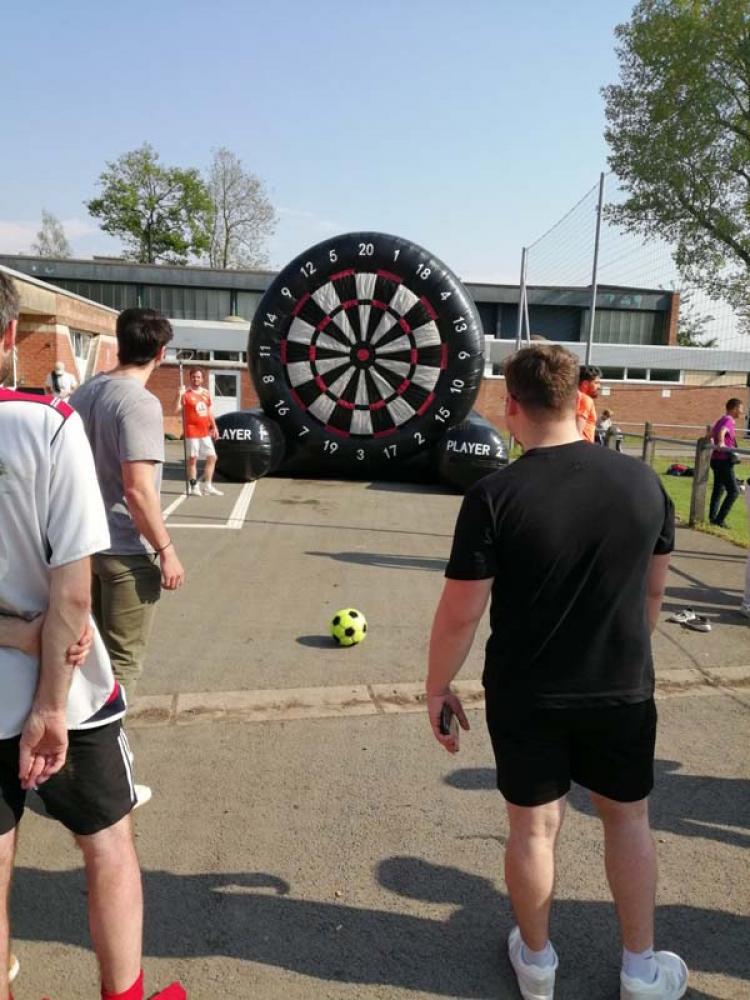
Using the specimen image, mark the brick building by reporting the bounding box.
[1,264,117,391]
[2,255,747,438]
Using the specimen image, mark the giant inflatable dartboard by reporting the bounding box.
[249,232,484,475]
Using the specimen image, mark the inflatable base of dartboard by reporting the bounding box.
[215,410,286,482]
[270,410,508,493]
[248,231,485,480]
[435,411,508,492]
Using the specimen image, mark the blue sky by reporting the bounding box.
[1,0,635,281]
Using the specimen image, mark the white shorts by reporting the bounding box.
[186,436,216,459]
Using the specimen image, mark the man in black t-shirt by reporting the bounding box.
[426,345,687,1000]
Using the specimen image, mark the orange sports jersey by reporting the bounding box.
[183,387,213,438]
[576,391,597,443]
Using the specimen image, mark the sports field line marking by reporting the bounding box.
[226,481,256,529]
[165,481,257,530]
[162,493,188,519]
[165,523,233,529]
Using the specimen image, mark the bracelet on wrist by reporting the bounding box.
[155,539,173,555]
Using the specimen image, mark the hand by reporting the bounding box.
[160,547,185,590]
[18,708,68,789]
[427,690,470,754]
[211,427,219,440]
[66,622,94,667]
[178,385,186,397]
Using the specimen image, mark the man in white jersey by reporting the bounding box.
[0,273,183,1000]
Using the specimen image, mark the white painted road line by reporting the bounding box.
[165,480,256,530]
[166,523,236,529]
[162,493,188,520]
[226,481,256,529]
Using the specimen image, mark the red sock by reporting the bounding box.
[102,970,144,1000]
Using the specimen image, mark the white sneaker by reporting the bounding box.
[9,952,19,983]
[133,783,152,809]
[188,483,202,496]
[202,483,224,496]
[666,608,696,624]
[620,951,688,999]
[507,926,557,1000]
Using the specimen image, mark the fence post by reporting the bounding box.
[689,435,712,527]
[642,422,655,465]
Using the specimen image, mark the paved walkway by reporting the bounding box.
[10,471,750,998]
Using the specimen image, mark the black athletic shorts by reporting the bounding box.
[485,698,657,807]
[0,721,136,837]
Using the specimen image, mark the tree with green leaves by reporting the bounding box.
[207,148,276,269]
[32,210,72,257]
[87,144,212,264]
[603,0,750,316]
[676,288,717,347]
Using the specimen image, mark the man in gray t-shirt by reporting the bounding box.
[71,309,185,705]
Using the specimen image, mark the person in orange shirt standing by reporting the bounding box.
[176,368,223,496]
[576,365,601,443]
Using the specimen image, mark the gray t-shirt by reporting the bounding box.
[70,373,164,555]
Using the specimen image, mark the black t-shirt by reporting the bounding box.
[446,441,675,709]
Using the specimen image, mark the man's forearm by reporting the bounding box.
[647,594,664,634]
[426,617,478,694]
[125,485,171,550]
[36,568,90,712]
[0,613,41,655]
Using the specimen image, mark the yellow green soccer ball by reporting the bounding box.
[330,608,368,646]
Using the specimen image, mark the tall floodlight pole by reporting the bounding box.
[585,172,606,365]
[515,247,527,350]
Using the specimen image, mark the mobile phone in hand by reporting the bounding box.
[439,703,460,746]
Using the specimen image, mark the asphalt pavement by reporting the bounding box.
[10,457,750,999]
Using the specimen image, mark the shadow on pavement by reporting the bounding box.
[9,858,748,995]
[445,760,750,850]
[295,634,334,648]
[306,551,446,572]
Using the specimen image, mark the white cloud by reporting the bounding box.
[0,217,98,255]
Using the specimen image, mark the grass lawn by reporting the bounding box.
[505,444,749,548]
[652,454,749,548]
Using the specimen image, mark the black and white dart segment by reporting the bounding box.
[249,232,485,476]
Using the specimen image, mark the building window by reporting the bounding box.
[600,367,682,384]
[213,350,244,362]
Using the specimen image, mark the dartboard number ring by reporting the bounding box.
[249,232,484,469]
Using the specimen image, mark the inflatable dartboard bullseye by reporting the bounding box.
[249,232,484,476]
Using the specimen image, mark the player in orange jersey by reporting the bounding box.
[175,368,223,496]
[576,365,601,443]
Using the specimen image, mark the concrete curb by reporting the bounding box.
[126,669,750,728]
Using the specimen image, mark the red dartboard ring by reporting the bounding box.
[248,232,485,473]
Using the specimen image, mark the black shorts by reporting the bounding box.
[486,698,657,807]
[0,721,136,837]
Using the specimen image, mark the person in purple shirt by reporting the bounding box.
[709,397,745,528]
